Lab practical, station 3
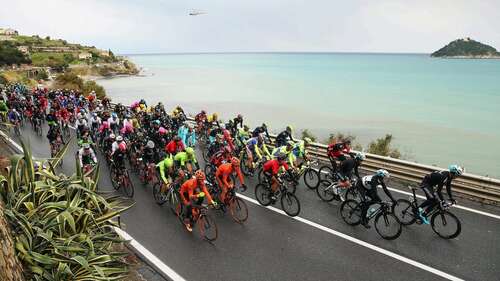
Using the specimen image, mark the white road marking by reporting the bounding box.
[236,193,464,281]
[114,227,186,281]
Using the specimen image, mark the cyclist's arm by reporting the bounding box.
[235,167,245,186]
[380,180,396,203]
[91,150,97,163]
[262,143,271,158]
[158,163,168,183]
[201,183,214,204]
[255,145,262,159]
[445,177,453,200]
[222,172,231,187]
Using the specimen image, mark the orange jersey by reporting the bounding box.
[179,178,214,205]
[215,163,244,188]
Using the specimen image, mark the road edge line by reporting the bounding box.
[236,193,464,281]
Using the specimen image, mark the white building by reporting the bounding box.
[78,52,93,60]
[0,28,18,36]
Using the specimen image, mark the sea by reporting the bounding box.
[97,53,500,178]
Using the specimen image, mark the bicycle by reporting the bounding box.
[110,163,135,198]
[393,186,461,239]
[255,173,301,217]
[139,160,158,186]
[208,181,248,224]
[50,138,64,166]
[33,117,43,136]
[177,203,218,242]
[340,199,402,240]
[153,180,181,215]
[316,176,361,202]
[12,120,21,136]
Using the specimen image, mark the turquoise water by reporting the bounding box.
[98,53,500,177]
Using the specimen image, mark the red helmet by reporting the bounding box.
[119,142,127,152]
[195,170,206,181]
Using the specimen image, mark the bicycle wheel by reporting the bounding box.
[168,189,180,215]
[280,192,301,217]
[139,168,148,185]
[393,199,417,225]
[374,211,402,240]
[316,179,336,202]
[255,183,272,206]
[240,153,253,176]
[340,200,362,226]
[152,182,167,205]
[303,168,320,190]
[198,214,218,242]
[229,197,248,223]
[431,210,461,239]
[318,165,334,181]
[345,186,362,202]
[123,171,135,198]
[110,169,120,190]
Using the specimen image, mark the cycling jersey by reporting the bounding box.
[179,178,214,206]
[174,151,198,168]
[263,159,289,176]
[157,156,174,184]
[165,140,185,155]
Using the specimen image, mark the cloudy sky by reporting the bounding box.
[1,0,499,54]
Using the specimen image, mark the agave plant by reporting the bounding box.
[0,138,133,281]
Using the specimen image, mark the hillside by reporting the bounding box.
[431,38,500,58]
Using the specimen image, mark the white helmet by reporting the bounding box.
[147,140,155,149]
[376,169,390,178]
[116,136,123,142]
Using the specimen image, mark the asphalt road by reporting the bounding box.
[9,123,500,281]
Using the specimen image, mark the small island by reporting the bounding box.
[431,37,500,59]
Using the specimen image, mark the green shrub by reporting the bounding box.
[54,72,84,90]
[301,129,317,142]
[0,41,31,66]
[83,80,106,99]
[0,140,131,280]
[366,134,401,158]
[35,69,49,81]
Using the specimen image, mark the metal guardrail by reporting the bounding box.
[109,103,500,204]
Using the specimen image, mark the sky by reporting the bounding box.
[1,0,499,54]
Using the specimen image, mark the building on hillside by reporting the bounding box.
[99,50,111,57]
[17,46,29,54]
[78,52,93,60]
[0,28,18,35]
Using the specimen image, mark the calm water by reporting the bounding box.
[98,53,500,177]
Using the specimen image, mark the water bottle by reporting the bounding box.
[367,207,376,218]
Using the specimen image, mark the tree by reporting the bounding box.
[54,72,84,90]
[45,36,50,40]
[35,69,49,81]
[301,129,317,142]
[83,80,106,99]
[366,134,401,158]
[0,41,31,66]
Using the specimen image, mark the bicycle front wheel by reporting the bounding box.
[123,171,135,198]
[229,197,249,223]
[393,199,417,225]
[374,211,402,240]
[280,192,301,217]
[431,210,461,239]
[316,180,336,202]
[198,214,218,242]
[167,189,180,215]
[152,182,167,205]
[303,168,320,190]
[255,184,272,206]
[340,200,362,225]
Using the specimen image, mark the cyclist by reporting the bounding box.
[157,154,175,189]
[174,147,200,172]
[75,116,88,138]
[78,143,97,168]
[111,142,128,175]
[275,125,294,147]
[0,97,8,121]
[252,123,270,139]
[215,157,247,204]
[165,136,185,156]
[179,171,217,232]
[262,153,290,200]
[233,114,244,130]
[108,112,120,133]
[142,140,158,167]
[111,135,126,155]
[47,123,64,150]
[7,108,21,125]
[46,108,58,128]
[289,137,312,168]
[245,134,271,169]
[89,112,101,132]
[357,169,396,228]
[327,139,351,172]
[417,165,464,224]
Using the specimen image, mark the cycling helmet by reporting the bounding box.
[153,120,160,125]
[277,152,287,161]
[83,143,90,150]
[112,112,117,118]
[119,142,127,152]
[147,140,155,149]
[286,125,293,132]
[186,147,195,156]
[355,152,366,161]
[237,114,243,119]
[201,110,206,114]
[303,137,312,144]
[92,112,97,117]
[231,157,240,167]
[158,127,167,135]
[109,133,116,139]
[376,169,390,178]
[243,125,249,131]
[116,135,123,142]
[195,170,206,181]
[449,165,464,176]
[262,123,267,129]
